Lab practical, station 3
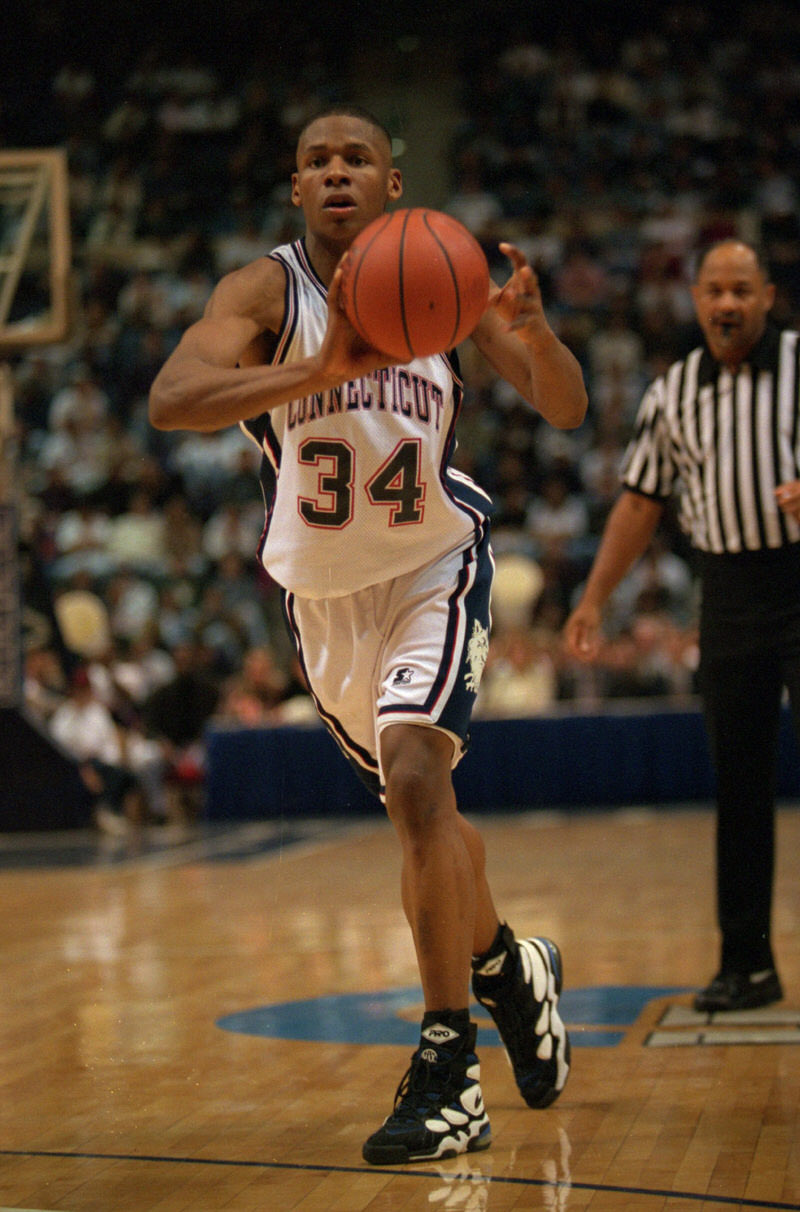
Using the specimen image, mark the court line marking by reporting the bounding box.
[649,1004,800,1047]
[662,1006,800,1027]
[0,1149,798,1210]
[647,1027,800,1046]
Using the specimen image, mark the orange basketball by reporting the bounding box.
[339,208,490,361]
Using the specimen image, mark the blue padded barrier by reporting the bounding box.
[205,704,800,820]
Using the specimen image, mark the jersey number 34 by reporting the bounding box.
[298,437,426,529]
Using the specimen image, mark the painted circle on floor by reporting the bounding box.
[217,986,688,1047]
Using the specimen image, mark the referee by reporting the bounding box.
[564,240,800,1012]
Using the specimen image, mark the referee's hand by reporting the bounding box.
[775,480,800,522]
[563,602,603,662]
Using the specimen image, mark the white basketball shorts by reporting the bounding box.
[283,527,493,801]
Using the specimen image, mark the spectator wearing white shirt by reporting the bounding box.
[105,488,166,575]
[49,667,144,831]
[48,363,109,433]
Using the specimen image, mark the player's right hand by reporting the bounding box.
[317,263,401,385]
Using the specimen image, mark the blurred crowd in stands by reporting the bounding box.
[3,2,800,825]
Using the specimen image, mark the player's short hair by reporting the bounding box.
[297,105,393,155]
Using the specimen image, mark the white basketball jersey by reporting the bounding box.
[240,238,492,600]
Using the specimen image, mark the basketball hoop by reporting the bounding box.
[0,149,71,350]
[0,148,72,707]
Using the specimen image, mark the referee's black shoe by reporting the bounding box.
[693,968,783,1013]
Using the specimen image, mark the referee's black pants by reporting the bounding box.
[698,544,800,975]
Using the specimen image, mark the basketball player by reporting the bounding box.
[150,105,587,1164]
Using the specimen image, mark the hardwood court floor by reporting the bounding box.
[0,805,798,1211]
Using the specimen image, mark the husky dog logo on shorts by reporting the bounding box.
[465,619,489,693]
[393,667,415,685]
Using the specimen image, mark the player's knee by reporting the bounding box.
[382,727,453,835]
[385,765,438,832]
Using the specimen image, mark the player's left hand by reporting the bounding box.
[490,243,549,340]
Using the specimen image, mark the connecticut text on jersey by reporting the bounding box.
[287,367,447,431]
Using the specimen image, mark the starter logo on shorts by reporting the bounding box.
[392,667,415,685]
[465,619,489,693]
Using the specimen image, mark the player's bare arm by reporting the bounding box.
[471,243,587,430]
[149,258,394,433]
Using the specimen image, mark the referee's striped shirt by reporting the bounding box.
[621,324,800,554]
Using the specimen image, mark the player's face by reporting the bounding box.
[691,242,775,369]
[292,115,402,243]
